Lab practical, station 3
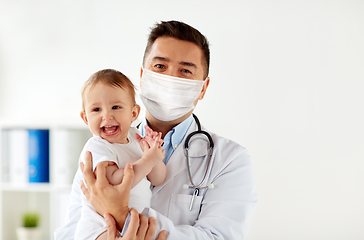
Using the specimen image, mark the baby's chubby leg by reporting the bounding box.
[95,161,124,186]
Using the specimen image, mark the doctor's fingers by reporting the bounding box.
[80,151,96,186]
[93,161,112,188]
[80,180,90,200]
[136,213,149,239]
[116,162,135,192]
[143,216,157,240]
[122,208,140,239]
[104,213,121,240]
[156,230,168,240]
[143,216,168,240]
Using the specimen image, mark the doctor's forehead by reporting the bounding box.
[145,37,204,69]
[150,37,201,56]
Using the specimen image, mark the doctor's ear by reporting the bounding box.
[198,77,210,100]
[139,68,144,88]
[80,111,88,125]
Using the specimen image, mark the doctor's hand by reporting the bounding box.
[80,151,134,230]
[105,209,168,240]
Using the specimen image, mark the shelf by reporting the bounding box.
[0,125,91,240]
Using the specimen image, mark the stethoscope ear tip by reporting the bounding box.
[208,183,214,189]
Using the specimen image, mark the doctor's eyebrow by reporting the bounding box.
[152,56,197,69]
[152,56,169,62]
[180,61,197,69]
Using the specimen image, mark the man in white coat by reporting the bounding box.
[56,20,257,240]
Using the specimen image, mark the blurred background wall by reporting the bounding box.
[0,0,363,239]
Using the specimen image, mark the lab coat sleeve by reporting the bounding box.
[54,138,116,240]
[54,169,83,240]
[146,147,258,240]
[54,168,108,240]
[75,188,108,240]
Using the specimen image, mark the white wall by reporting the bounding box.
[1,0,363,239]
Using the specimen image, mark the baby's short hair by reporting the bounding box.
[81,69,136,110]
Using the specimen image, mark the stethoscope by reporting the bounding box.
[183,114,215,210]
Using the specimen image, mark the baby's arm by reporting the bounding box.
[135,126,166,186]
[132,134,165,187]
[96,127,166,189]
[95,148,164,189]
[97,162,150,189]
[95,162,124,186]
[148,161,167,186]
[105,163,123,186]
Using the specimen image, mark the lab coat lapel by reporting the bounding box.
[151,120,198,196]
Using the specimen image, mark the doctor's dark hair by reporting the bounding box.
[142,20,210,79]
[81,69,136,110]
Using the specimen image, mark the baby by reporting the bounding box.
[75,69,166,240]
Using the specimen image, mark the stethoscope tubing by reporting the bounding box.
[184,114,215,190]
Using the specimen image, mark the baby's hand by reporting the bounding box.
[144,126,163,146]
[142,134,165,164]
[135,126,163,152]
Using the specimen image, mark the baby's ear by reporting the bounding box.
[131,104,141,122]
[80,111,88,125]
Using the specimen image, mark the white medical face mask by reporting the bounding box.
[140,69,205,122]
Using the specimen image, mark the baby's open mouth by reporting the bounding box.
[102,125,119,135]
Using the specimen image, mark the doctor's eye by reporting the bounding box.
[155,64,165,69]
[182,69,192,74]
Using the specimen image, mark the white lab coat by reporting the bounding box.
[55,120,257,240]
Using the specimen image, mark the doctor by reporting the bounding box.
[62,20,257,239]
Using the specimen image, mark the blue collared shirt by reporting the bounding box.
[121,115,194,236]
[139,115,193,164]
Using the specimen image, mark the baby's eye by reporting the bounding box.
[112,106,121,110]
[92,107,101,112]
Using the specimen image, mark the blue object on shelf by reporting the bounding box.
[28,129,49,183]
